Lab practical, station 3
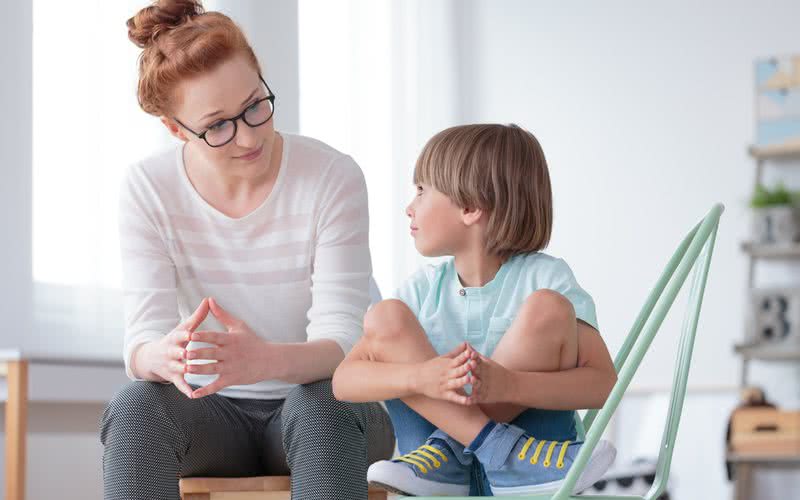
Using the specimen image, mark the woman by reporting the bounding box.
[99,1,394,499]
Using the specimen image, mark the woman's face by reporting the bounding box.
[164,54,276,176]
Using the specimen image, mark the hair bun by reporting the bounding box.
[127,0,204,49]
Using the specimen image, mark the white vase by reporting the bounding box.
[751,205,799,244]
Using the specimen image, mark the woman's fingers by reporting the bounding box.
[168,359,186,374]
[169,345,187,361]
[172,375,194,399]
[191,378,227,399]
[180,298,210,332]
[191,330,228,345]
[186,347,222,361]
[185,362,222,375]
[168,329,192,347]
[209,297,240,329]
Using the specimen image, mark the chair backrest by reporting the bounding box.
[556,203,723,500]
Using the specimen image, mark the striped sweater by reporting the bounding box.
[118,133,371,399]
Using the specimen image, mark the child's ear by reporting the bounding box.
[461,206,484,226]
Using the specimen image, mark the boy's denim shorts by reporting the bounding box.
[384,399,577,495]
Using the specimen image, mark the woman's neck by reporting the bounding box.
[453,247,505,288]
[204,134,282,195]
[184,133,283,218]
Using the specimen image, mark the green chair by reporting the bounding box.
[413,203,724,500]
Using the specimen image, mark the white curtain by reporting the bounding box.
[32,1,173,359]
[31,0,300,360]
[298,0,462,294]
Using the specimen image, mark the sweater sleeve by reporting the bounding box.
[305,155,372,355]
[118,165,180,380]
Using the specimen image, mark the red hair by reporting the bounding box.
[127,0,262,116]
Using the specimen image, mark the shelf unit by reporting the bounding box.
[748,143,800,161]
[741,241,800,259]
[733,145,800,500]
[734,342,800,361]
[727,452,800,465]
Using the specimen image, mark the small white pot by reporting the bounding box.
[751,205,799,244]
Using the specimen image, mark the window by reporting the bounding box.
[32,1,172,358]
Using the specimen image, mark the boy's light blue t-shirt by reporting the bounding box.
[393,252,598,357]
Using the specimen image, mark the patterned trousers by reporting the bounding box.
[100,379,395,500]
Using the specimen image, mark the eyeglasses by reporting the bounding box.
[174,76,276,148]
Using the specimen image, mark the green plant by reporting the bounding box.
[750,183,797,208]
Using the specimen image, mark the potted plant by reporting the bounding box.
[750,183,799,244]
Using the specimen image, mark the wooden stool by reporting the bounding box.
[179,476,388,500]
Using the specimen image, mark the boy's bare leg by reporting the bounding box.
[363,299,490,446]
[480,290,579,422]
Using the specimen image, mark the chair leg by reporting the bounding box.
[4,360,28,500]
[733,463,752,500]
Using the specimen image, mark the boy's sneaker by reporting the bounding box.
[469,423,616,496]
[367,429,472,496]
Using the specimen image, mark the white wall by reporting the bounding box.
[456,1,800,498]
[209,0,300,135]
[0,0,31,355]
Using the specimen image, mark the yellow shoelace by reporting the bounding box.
[395,444,449,474]
[517,437,571,469]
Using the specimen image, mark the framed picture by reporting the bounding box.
[755,55,800,151]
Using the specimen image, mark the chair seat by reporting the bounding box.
[179,475,388,499]
[178,477,645,499]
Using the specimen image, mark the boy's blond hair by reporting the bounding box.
[413,124,552,259]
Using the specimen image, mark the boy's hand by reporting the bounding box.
[450,344,514,405]
[413,342,479,404]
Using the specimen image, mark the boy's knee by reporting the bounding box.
[363,299,415,340]
[520,290,576,337]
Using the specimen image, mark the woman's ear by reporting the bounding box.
[160,116,189,142]
[461,206,484,227]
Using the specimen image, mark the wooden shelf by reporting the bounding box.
[734,342,800,361]
[741,241,800,259]
[749,142,800,160]
[727,452,800,465]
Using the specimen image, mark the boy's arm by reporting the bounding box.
[504,321,617,409]
[468,320,617,411]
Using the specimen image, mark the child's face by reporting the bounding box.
[406,183,466,257]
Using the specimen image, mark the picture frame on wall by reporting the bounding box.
[755,55,800,153]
